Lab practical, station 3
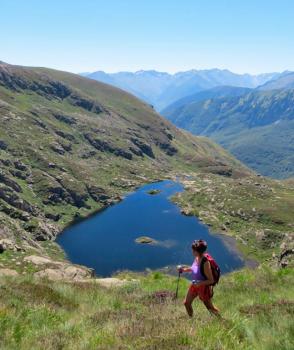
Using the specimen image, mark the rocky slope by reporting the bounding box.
[0,62,252,275]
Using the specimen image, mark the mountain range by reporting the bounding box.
[162,73,294,179]
[83,68,294,179]
[83,69,281,110]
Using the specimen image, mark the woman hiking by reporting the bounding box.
[178,239,220,317]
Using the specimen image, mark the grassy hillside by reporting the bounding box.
[172,172,294,262]
[0,267,293,349]
[163,88,294,179]
[0,62,249,256]
[0,63,293,350]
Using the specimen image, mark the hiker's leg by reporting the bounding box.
[203,299,220,316]
[184,288,197,317]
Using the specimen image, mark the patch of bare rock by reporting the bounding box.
[23,255,93,281]
[0,268,19,277]
[21,255,138,286]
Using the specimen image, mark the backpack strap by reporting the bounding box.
[200,256,208,280]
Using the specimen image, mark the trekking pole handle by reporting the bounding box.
[177,265,184,274]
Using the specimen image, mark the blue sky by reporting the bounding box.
[1,0,293,74]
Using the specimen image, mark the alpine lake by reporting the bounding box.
[57,180,245,277]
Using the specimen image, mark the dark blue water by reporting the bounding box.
[57,180,244,276]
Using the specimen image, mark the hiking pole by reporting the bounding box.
[175,266,182,299]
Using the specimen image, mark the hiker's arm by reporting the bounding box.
[178,266,192,273]
[195,261,214,286]
[182,267,192,273]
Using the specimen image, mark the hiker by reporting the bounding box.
[178,239,220,317]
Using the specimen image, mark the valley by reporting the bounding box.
[0,62,293,276]
[0,62,252,275]
[0,62,293,350]
[163,84,294,179]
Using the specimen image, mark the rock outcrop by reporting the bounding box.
[0,268,19,277]
[84,133,133,160]
[23,255,93,281]
[130,138,155,158]
[0,238,23,253]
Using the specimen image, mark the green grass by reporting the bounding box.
[0,267,293,349]
[173,172,294,262]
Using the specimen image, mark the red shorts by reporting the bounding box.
[189,284,213,302]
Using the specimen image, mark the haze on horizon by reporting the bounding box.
[1,0,294,75]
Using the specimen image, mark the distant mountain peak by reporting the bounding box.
[134,69,170,76]
[83,68,285,110]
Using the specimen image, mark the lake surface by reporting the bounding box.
[57,180,244,277]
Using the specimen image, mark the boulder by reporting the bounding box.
[24,255,61,266]
[54,113,77,125]
[45,212,61,221]
[50,143,65,155]
[93,278,138,288]
[33,118,47,129]
[207,166,233,177]
[156,141,178,156]
[80,150,96,159]
[68,94,106,115]
[84,133,133,160]
[55,130,76,142]
[34,264,93,281]
[14,160,28,171]
[32,222,59,241]
[34,268,65,281]
[0,140,8,150]
[62,265,92,279]
[45,184,70,204]
[0,185,34,213]
[0,268,19,277]
[25,255,93,281]
[60,142,72,152]
[113,148,133,160]
[129,146,143,157]
[0,239,22,253]
[9,169,28,180]
[130,137,155,158]
[87,185,111,203]
[277,233,294,268]
[0,158,12,166]
[0,170,22,192]
[66,189,89,208]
